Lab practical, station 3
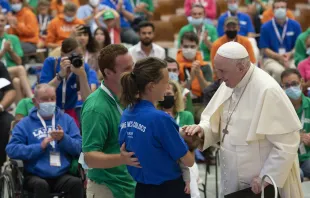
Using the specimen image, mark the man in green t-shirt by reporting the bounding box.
[294,28,310,66]
[132,0,154,19]
[81,44,137,198]
[281,68,310,181]
[15,97,34,121]
[178,3,218,62]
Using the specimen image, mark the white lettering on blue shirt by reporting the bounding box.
[121,121,146,132]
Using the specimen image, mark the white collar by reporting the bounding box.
[137,42,154,54]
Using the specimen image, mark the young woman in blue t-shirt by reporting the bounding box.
[119,57,195,198]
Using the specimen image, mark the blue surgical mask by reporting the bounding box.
[306,48,310,56]
[11,3,22,12]
[274,8,286,20]
[169,72,179,82]
[38,102,56,117]
[228,3,238,12]
[64,16,75,22]
[285,86,302,100]
[190,17,204,26]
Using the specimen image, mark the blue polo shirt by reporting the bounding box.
[101,0,134,28]
[39,57,93,110]
[119,100,189,185]
[217,11,255,37]
[260,18,302,53]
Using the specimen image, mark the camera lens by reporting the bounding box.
[72,57,83,68]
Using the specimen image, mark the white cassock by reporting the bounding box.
[199,60,303,196]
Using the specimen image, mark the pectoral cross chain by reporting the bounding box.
[222,125,229,142]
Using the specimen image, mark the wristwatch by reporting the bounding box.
[56,72,64,81]
[0,104,4,112]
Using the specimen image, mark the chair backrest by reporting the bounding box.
[156,0,175,15]
[152,21,175,42]
[170,15,189,35]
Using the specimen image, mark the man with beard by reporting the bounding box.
[128,21,165,62]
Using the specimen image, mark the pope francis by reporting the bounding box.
[183,42,303,198]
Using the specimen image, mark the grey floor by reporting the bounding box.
[197,164,310,198]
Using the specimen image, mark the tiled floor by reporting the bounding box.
[197,164,310,198]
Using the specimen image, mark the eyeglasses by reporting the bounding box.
[282,81,300,89]
[168,68,178,73]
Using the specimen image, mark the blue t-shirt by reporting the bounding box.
[101,0,134,28]
[260,18,302,53]
[0,1,11,14]
[217,11,255,37]
[39,57,93,110]
[119,100,189,185]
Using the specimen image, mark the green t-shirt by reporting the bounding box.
[175,111,194,127]
[294,28,310,66]
[15,98,34,116]
[133,0,154,12]
[28,0,38,12]
[178,24,218,61]
[296,94,310,162]
[185,94,194,115]
[81,84,135,198]
[0,33,24,67]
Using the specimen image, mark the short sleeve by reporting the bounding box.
[154,114,188,161]
[15,99,28,116]
[209,25,218,42]
[88,69,98,86]
[146,0,154,12]
[0,62,13,92]
[82,110,109,152]
[11,36,23,57]
[259,24,269,49]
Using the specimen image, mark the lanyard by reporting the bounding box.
[176,114,180,125]
[272,18,288,46]
[84,51,89,63]
[101,83,123,115]
[301,110,305,128]
[110,28,115,44]
[38,15,49,33]
[193,26,205,46]
[37,112,56,148]
[62,73,73,109]
[1,38,6,66]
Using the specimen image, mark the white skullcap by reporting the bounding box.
[217,41,249,59]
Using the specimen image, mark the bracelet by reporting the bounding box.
[0,104,4,112]
[56,73,64,81]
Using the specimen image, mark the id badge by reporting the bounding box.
[299,143,307,155]
[279,47,286,55]
[50,152,61,167]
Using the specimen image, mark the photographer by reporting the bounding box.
[40,37,92,126]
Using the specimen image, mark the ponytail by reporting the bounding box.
[120,72,139,108]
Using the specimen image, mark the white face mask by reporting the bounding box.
[274,8,286,20]
[89,0,99,7]
[64,15,75,22]
[11,3,22,12]
[38,102,56,117]
[182,48,197,60]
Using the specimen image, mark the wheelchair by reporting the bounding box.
[0,158,86,198]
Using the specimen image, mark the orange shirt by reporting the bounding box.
[8,7,39,44]
[50,0,80,16]
[46,15,84,46]
[210,35,256,80]
[176,49,209,97]
[261,8,295,24]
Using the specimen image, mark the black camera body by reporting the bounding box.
[69,53,83,68]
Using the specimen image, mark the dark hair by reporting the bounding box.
[98,44,128,77]
[120,57,167,108]
[94,27,111,49]
[63,2,77,12]
[61,37,80,53]
[165,56,179,70]
[137,21,155,32]
[281,69,302,81]
[181,32,199,45]
[77,25,99,53]
[38,0,50,7]
[273,0,287,8]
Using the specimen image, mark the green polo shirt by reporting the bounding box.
[81,83,135,198]
[132,0,154,12]
[175,111,194,127]
[294,28,310,66]
[0,33,24,67]
[178,24,218,61]
[296,94,310,162]
[15,97,34,117]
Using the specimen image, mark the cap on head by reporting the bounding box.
[225,16,239,26]
[103,10,115,20]
[217,41,248,59]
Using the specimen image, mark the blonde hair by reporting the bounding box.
[169,80,185,113]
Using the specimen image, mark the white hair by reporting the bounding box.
[34,83,55,98]
[235,56,251,70]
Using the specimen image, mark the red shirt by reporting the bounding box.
[109,28,121,44]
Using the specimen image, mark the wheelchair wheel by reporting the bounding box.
[0,171,16,198]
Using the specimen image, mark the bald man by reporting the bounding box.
[183,42,303,197]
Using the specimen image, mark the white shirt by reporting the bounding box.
[128,42,166,62]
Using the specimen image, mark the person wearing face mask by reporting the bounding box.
[297,35,310,94]
[211,17,256,80]
[129,21,165,62]
[77,0,109,33]
[217,0,255,38]
[8,0,39,54]
[176,32,212,123]
[295,27,310,66]
[178,3,218,62]
[50,0,80,18]
[261,0,294,24]
[6,83,83,198]
[46,2,84,56]
[281,69,310,182]
[260,0,302,83]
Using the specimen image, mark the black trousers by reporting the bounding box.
[0,111,14,167]
[135,177,190,198]
[24,173,83,198]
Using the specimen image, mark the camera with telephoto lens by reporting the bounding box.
[68,53,83,68]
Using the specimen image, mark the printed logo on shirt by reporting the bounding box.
[33,126,53,140]
[71,83,77,89]
[304,118,310,124]
[286,31,294,36]
[240,21,247,25]
[120,121,146,132]
[61,25,77,32]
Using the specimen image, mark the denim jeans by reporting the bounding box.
[300,159,310,182]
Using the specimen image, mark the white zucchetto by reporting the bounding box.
[217,41,249,59]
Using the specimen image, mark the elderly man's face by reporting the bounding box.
[34,87,56,108]
[214,54,244,88]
